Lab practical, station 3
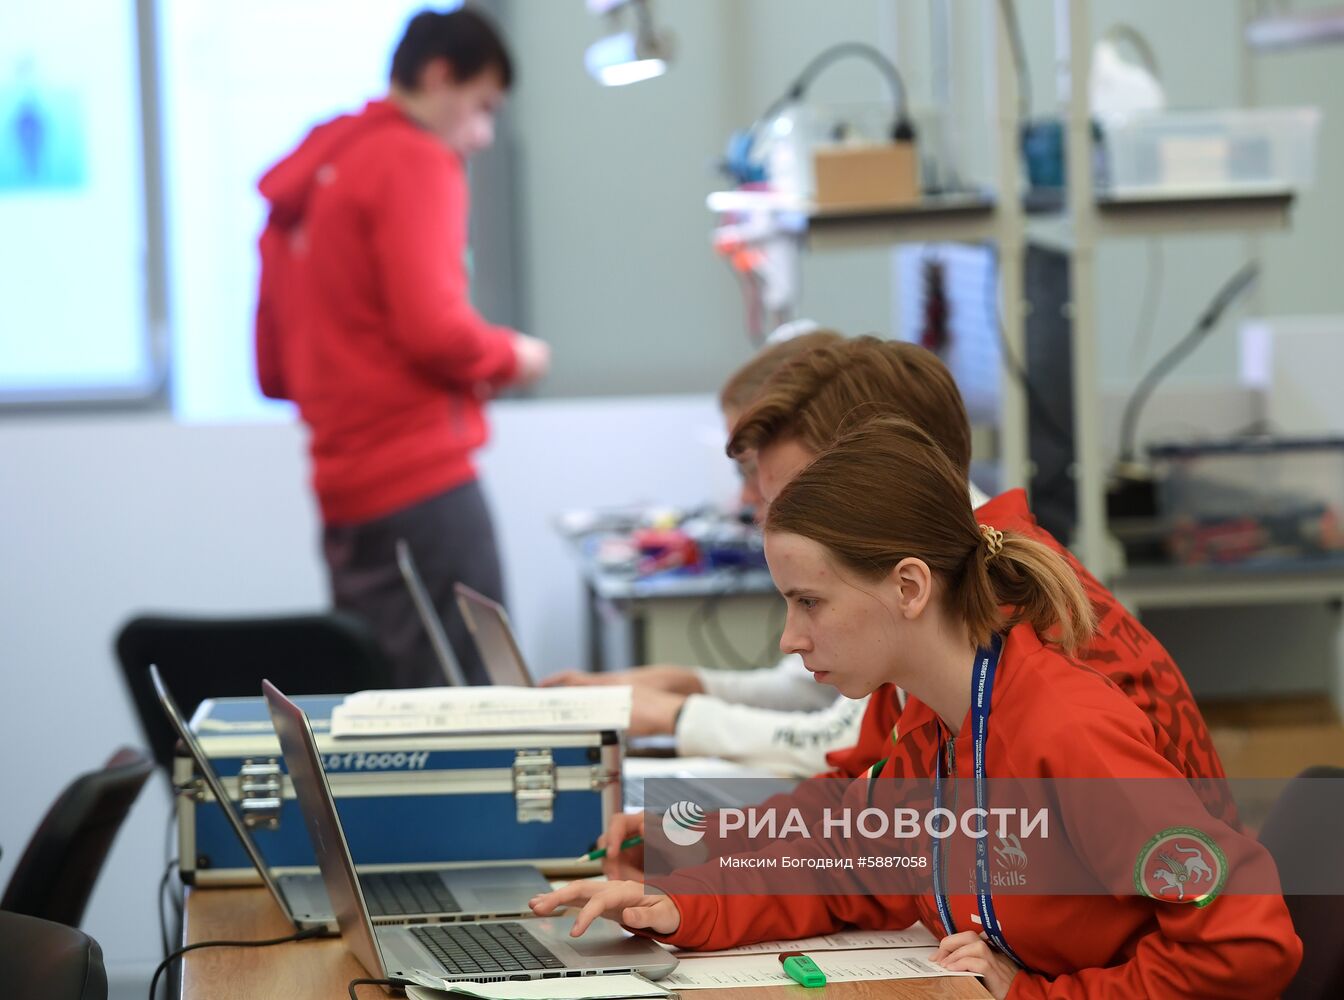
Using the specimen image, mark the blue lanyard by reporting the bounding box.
[931,634,1029,970]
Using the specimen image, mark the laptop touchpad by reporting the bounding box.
[470,888,534,909]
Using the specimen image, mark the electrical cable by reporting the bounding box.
[157,858,177,965]
[996,0,1032,122]
[159,806,177,960]
[148,927,334,1000]
[1129,241,1164,371]
[742,41,915,166]
[349,978,402,999]
[1117,261,1260,464]
[787,42,914,140]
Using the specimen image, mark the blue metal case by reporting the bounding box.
[175,695,620,884]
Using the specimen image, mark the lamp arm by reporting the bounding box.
[788,42,914,141]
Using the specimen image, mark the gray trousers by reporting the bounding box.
[323,480,504,688]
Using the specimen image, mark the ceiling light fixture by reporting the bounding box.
[584,0,672,87]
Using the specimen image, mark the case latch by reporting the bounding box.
[238,758,283,830]
[512,749,555,823]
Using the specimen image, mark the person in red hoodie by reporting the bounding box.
[255,7,549,687]
[532,417,1301,999]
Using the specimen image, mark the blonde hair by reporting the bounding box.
[766,417,1094,653]
[727,337,973,478]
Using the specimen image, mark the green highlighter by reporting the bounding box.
[779,952,827,988]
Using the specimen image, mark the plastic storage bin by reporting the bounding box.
[1100,107,1320,197]
[1150,436,1344,567]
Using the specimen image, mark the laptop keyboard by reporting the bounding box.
[361,872,461,917]
[410,922,565,976]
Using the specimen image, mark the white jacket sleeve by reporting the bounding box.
[674,692,870,778]
[692,654,835,711]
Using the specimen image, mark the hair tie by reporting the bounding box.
[979,524,1004,561]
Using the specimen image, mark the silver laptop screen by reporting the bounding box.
[148,665,298,927]
[454,584,533,688]
[396,539,467,687]
[262,680,386,979]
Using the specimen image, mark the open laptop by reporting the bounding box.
[396,538,468,687]
[453,583,534,687]
[261,679,678,984]
[151,665,551,929]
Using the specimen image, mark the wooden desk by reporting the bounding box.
[183,887,991,1000]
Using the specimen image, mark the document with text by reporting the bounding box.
[661,946,976,990]
[672,923,940,957]
[331,686,632,737]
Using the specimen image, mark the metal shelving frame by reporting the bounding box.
[707,0,1300,587]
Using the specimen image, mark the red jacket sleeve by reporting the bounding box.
[648,775,919,951]
[1007,691,1301,999]
[372,143,519,389]
[254,222,290,400]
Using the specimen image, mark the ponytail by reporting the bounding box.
[953,528,1095,655]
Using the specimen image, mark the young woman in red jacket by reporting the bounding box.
[532,417,1300,999]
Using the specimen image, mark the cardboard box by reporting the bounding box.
[812,141,919,211]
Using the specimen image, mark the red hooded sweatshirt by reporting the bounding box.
[256,100,517,525]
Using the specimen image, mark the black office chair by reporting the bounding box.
[115,611,393,775]
[2,747,153,928]
[1257,765,1344,1000]
[0,912,107,1000]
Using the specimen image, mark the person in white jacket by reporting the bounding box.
[555,654,870,778]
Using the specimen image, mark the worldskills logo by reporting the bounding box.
[970,834,1030,890]
[993,833,1029,884]
[662,800,709,846]
[1134,827,1227,907]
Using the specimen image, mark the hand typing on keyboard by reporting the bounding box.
[530,880,679,937]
